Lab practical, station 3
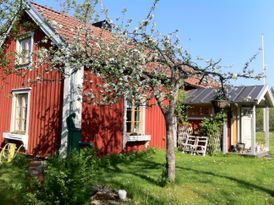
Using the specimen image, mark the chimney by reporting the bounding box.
[92,20,112,31]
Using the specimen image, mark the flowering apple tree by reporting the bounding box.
[0,0,263,182]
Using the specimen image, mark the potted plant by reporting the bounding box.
[211,99,230,109]
[211,88,230,109]
[236,142,245,153]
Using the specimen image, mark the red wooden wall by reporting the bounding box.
[145,98,166,149]
[81,73,167,155]
[81,71,124,155]
[125,99,167,152]
[0,15,63,156]
[1,14,167,156]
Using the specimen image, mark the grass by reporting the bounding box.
[94,133,274,205]
[1,133,274,204]
[257,131,274,154]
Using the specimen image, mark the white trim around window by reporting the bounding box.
[15,32,34,67]
[3,88,32,150]
[125,98,146,135]
[123,97,151,146]
[10,88,31,134]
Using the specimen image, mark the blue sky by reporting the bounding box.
[35,0,274,87]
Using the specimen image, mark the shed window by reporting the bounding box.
[126,99,145,135]
[188,105,212,117]
[16,33,33,66]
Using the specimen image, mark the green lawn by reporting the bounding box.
[257,131,274,154]
[94,133,274,205]
[1,133,274,205]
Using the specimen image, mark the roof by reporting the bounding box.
[185,85,274,107]
[1,1,217,89]
[30,2,112,44]
[184,75,219,89]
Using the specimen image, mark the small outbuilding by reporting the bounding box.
[185,85,274,156]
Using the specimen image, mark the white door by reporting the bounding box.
[241,107,253,149]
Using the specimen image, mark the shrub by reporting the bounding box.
[199,112,225,155]
[26,148,99,205]
[0,154,31,205]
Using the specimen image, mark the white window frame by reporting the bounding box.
[125,98,146,135]
[16,32,34,67]
[3,88,31,150]
[123,97,151,145]
[10,88,31,135]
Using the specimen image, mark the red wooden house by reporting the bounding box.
[0,2,210,157]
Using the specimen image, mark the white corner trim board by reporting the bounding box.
[60,66,84,156]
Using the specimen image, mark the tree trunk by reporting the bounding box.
[165,109,177,182]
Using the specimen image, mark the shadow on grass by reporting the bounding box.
[97,150,274,204]
[177,166,274,197]
[95,151,172,204]
[100,152,165,186]
[94,173,171,205]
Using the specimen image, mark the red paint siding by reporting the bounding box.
[145,98,166,149]
[0,15,63,156]
[81,71,124,155]
[81,72,167,154]
[126,142,146,152]
[1,14,167,156]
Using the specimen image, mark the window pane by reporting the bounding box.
[126,122,131,133]
[22,40,26,50]
[13,93,28,134]
[126,110,132,122]
[20,119,26,131]
[126,98,144,134]
[21,108,26,120]
[15,120,20,131]
[134,122,140,133]
[135,109,140,122]
[18,37,31,65]
[127,100,132,108]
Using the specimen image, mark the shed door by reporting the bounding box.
[241,107,252,149]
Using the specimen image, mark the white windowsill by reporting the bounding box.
[127,134,151,142]
[3,132,28,150]
[15,62,32,69]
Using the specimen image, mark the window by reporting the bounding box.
[126,99,145,135]
[16,33,33,66]
[188,105,212,118]
[11,89,30,135]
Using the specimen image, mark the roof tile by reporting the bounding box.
[30,2,216,88]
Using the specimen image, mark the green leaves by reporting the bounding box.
[200,112,226,155]
[175,89,189,124]
[27,149,99,205]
